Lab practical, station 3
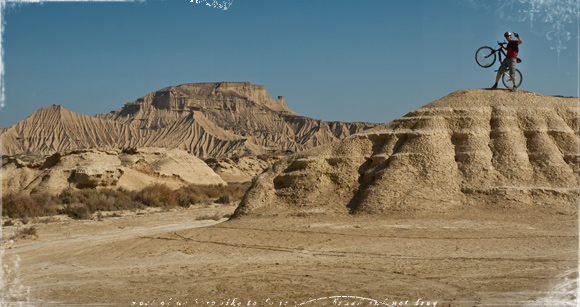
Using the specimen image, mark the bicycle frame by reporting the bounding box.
[494,41,507,63]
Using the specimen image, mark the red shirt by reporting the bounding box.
[506,40,519,59]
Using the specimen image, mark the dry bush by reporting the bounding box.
[134,184,178,208]
[37,216,60,224]
[221,182,252,201]
[11,225,38,240]
[31,193,60,208]
[62,204,92,220]
[195,213,223,221]
[59,188,85,205]
[185,184,223,199]
[2,181,252,220]
[176,186,208,208]
[59,188,142,215]
[215,195,231,204]
[86,188,141,212]
[2,194,57,218]
[176,182,251,207]
[17,226,38,238]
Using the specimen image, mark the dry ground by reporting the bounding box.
[1,206,577,307]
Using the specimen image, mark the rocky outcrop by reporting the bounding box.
[234,89,580,218]
[98,82,377,157]
[2,147,226,196]
[1,82,377,157]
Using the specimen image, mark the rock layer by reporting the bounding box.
[234,89,580,218]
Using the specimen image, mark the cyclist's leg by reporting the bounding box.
[495,59,508,84]
[508,59,517,87]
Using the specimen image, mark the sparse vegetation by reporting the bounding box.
[37,216,61,224]
[2,193,58,218]
[11,225,38,240]
[195,213,224,221]
[135,184,178,208]
[62,204,92,220]
[215,195,231,204]
[176,182,250,208]
[1,182,251,220]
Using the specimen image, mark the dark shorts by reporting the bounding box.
[498,57,517,78]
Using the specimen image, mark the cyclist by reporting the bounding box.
[491,31,523,91]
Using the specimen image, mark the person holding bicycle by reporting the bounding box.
[491,31,523,91]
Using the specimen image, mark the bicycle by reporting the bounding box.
[475,41,523,88]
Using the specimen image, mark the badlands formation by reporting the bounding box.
[0,82,377,157]
[235,89,580,218]
[2,89,578,306]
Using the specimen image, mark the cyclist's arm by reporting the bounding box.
[514,33,523,44]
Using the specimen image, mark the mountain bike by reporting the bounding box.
[475,41,523,88]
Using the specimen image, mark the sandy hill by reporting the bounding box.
[1,82,377,157]
[234,89,580,218]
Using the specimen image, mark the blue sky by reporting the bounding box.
[1,0,578,128]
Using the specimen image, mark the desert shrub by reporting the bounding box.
[215,195,231,204]
[175,182,251,207]
[229,182,250,200]
[61,204,92,220]
[30,193,60,208]
[102,188,141,211]
[85,193,116,212]
[16,226,38,238]
[2,181,252,219]
[195,213,223,221]
[216,182,251,204]
[58,188,142,214]
[175,186,207,207]
[10,225,38,240]
[37,216,60,224]
[59,188,84,205]
[181,185,221,199]
[134,184,178,208]
[2,194,57,218]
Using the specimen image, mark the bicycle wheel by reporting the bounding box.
[501,68,522,88]
[475,46,496,68]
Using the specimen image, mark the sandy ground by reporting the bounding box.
[1,206,577,307]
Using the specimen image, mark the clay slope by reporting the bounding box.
[0,105,140,155]
[2,82,377,157]
[234,89,580,218]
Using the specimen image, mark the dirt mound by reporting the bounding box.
[2,147,225,196]
[234,89,580,218]
[1,82,377,157]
